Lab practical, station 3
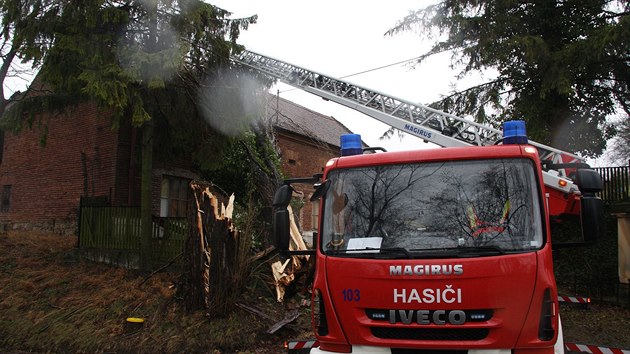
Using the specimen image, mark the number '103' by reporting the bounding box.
[342,289,360,301]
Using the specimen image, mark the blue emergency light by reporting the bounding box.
[340,134,363,156]
[502,120,528,144]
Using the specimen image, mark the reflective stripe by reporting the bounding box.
[287,340,319,349]
[565,342,630,354]
[558,295,590,303]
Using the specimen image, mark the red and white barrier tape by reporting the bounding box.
[565,342,630,353]
[286,340,320,350]
[558,295,590,304]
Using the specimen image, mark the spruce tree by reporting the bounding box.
[387,0,629,157]
[1,0,259,270]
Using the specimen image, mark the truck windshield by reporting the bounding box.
[321,158,544,257]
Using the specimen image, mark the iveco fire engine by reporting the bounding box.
[233,51,605,354]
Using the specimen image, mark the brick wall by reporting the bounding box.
[276,130,339,235]
[0,98,342,237]
[0,102,120,234]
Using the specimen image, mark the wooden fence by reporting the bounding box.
[594,166,630,203]
[78,206,187,270]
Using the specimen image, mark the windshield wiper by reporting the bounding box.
[408,246,505,258]
[327,247,413,259]
[454,246,505,257]
[366,247,413,258]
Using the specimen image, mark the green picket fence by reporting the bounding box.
[78,206,187,270]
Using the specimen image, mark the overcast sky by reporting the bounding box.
[210,0,469,152]
[3,0,613,164]
[211,0,618,165]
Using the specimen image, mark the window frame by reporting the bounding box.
[160,176,190,218]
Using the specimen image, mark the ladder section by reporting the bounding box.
[234,50,585,173]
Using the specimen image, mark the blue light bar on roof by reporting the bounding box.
[340,134,362,156]
[503,120,528,145]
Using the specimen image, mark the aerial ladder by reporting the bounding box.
[232,50,589,206]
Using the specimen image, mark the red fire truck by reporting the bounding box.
[235,51,605,354]
[273,125,603,354]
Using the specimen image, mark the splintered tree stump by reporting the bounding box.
[180,180,244,316]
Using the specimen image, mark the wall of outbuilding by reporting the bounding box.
[0,102,120,235]
[275,129,339,238]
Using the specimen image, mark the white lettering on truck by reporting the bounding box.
[389,264,463,276]
[393,286,462,304]
[389,309,467,325]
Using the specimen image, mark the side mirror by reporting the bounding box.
[272,185,293,251]
[581,196,605,242]
[574,169,603,195]
[273,209,291,251]
[575,168,605,242]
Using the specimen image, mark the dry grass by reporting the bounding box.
[0,231,296,353]
[2,231,628,353]
[560,301,630,350]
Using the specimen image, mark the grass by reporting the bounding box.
[0,231,306,353]
[2,230,628,353]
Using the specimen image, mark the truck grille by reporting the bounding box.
[370,327,489,341]
[365,309,493,323]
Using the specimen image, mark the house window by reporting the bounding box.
[311,199,319,231]
[1,185,11,212]
[160,176,189,217]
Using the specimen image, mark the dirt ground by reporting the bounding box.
[0,231,628,353]
[560,300,630,351]
[0,231,298,353]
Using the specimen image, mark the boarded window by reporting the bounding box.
[160,176,189,217]
[1,185,11,212]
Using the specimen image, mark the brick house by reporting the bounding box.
[0,93,355,237]
[269,94,356,238]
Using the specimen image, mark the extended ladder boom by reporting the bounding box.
[234,50,585,192]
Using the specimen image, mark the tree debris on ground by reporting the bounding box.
[270,205,312,303]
